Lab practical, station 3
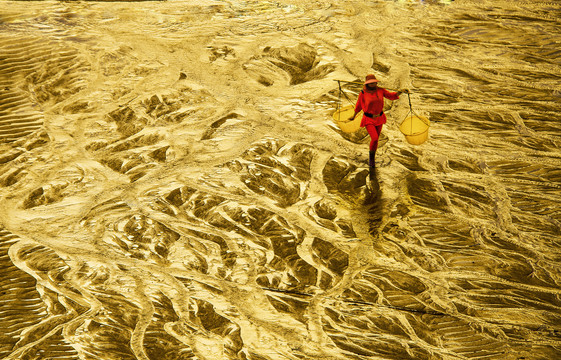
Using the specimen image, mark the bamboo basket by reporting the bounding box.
[399,114,430,145]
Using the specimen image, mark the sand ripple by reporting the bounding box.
[0,33,89,143]
[1,1,560,359]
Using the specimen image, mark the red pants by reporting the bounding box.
[365,124,383,151]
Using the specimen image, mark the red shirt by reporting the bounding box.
[354,87,400,127]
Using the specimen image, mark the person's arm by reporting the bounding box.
[384,88,409,100]
[349,92,364,120]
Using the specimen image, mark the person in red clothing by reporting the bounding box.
[348,74,408,167]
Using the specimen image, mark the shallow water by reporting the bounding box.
[1,1,560,359]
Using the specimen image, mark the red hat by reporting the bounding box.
[364,74,379,85]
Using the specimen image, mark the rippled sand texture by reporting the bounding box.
[1,1,561,359]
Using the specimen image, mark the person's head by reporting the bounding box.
[364,74,379,89]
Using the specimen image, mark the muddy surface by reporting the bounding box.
[1,1,560,359]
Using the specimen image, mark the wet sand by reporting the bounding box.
[1,1,561,359]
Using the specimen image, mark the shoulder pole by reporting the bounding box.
[333,79,401,92]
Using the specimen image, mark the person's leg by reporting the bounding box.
[366,124,383,166]
[366,124,380,151]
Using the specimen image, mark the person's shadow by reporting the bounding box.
[368,166,380,195]
[365,166,383,237]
